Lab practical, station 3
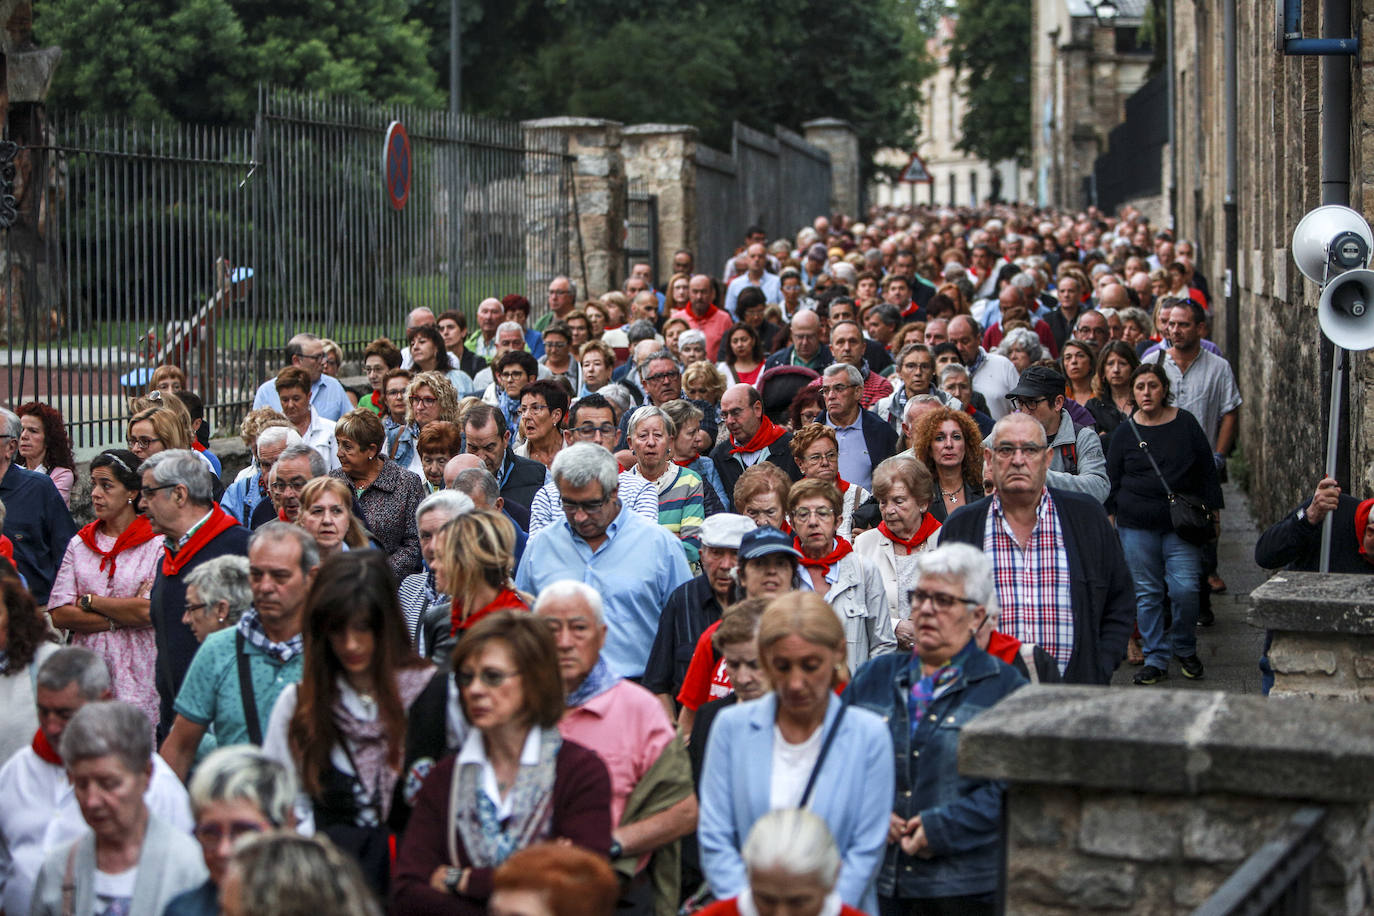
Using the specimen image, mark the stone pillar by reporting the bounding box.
[1248,571,1374,701]
[620,124,698,286]
[961,686,1374,914]
[522,117,625,307]
[803,118,860,219]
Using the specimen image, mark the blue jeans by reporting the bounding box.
[1119,526,1203,669]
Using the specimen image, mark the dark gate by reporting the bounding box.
[625,179,659,283]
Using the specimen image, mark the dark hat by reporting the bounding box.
[738,526,803,562]
[1005,365,1066,401]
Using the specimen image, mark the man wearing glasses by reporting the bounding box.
[250,445,326,529]
[250,333,351,421]
[708,384,802,508]
[527,394,661,534]
[937,413,1133,686]
[460,402,548,513]
[818,364,897,492]
[534,275,578,332]
[999,366,1108,503]
[516,444,690,679]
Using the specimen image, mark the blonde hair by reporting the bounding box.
[405,371,461,425]
[681,361,727,402]
[128,405,192,450]
[240,408,291,448]
[439,510,518,621]
[298,477,370,549]
[758,591,847,687]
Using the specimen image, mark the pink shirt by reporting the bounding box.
[674,306,736,363]
[559,679,676,827]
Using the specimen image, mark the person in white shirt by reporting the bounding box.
[946,315,1019,421]
[0,648,191,916]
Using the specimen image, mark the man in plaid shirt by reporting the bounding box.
[936,414,1135,685]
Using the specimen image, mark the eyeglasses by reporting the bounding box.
[455,668,522,688]
[519,403,549,416]
[183,602,208,615]
[297,352,326,363]
[792,507,835,521]
[817,384,856,397]
[127,436,162,450]
[499,372,529,383]
[643,370,681,385]
[991,444,1048,458]
[802,451,838,466]
[545,340,569,350]
[269,477,310,493]
[194,821,266,845]
[321,356,340,369]
[1007,397,1047,411]
[409,395,439,408]
[142,483,180,497]
[571,423,617,439]
[562,495,612,515]
[910,588,981,612]
[386,388,409,399]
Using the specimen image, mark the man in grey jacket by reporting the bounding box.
[996,366,1109,503]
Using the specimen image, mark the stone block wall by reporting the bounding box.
[621,125,698,284]
[803,119,859,219]
[962,686,1374,915]
[1249,570,1374,701]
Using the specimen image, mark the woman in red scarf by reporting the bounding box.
[47,449,163,728]
[432,510,531,642]
[853,457,941,646]
[788,479,897,674]
[790,424,872,541]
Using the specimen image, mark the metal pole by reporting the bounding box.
[1318,0,1352,572]
[450,0,461,116]
[1223,0,1239,364]
[1165,0,1176,229]
[448,0,462,312]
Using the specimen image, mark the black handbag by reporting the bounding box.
[1125,415,1218,546]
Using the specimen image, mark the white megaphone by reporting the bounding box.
[1319,269,1374,350]
[1292,204,1374,351]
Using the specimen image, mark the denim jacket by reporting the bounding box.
[843,642,1025,900]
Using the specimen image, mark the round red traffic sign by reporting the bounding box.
[384,121,411,210]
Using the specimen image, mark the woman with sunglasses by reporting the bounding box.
[48,449,163,729]
[264,550,437,895]
[392,611,612,914]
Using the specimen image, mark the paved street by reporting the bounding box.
[1110,481,1268,694]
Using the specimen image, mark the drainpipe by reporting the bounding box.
[1223,0,1238,364]
[1165,0,1176,229]
[1318,0,1353,570]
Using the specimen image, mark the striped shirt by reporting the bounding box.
[629,464,706,568]
[982,491,1073,674]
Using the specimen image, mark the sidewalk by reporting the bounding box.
[1109,481,1268,694]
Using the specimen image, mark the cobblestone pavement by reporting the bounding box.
[1109,481,1268,694]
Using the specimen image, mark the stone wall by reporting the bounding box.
[621,125,698,284]
[802,119,860,218]
[1249,570,1374,701]
[962,686,1374,915]
[1168,0,1372,525]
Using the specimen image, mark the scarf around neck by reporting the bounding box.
[566,657,618,708]
[236,608,304,664]
[79,516,157,582]
[879,514,942,551]
[333,666,435,822]
[795,535,853,571]
[162,505,241,576]
[730,415,787,455]
[32,728,62,765]
[451,587,528,636]
[452,726,561,868]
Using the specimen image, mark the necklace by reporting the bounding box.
[942,488,962,504]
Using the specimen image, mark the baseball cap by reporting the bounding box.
[1005,366,1066,402]
[700,514,757,551]
[738,526,803,562]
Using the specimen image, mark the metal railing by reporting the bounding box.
[0,88,578,453]
[625,179,658,282]
[1192,806,1327,916]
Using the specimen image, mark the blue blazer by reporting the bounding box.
[698,693,894,913]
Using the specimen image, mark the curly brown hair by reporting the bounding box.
[1,575,55,673]
[910,407,984,491]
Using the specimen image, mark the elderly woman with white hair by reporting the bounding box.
[677,329,709,368]
[163,745,298,916]
[696,809,868,916]
[627,405,706,568]
[398,489,475,656]
[994,326,1044,373]
[843,544,1027,916]
[30,701,206,915]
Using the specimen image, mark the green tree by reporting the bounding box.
[948,0,1030,165]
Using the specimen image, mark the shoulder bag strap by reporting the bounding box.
[60,841,78,916]
[236,631,263,746]
[1018,644,1041,685]
[799,703,847,809]
[1124,415,1176,499]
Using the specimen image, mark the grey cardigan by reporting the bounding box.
[29,813,206,916]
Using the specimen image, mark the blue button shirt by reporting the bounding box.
[252,373,352,421]
[829,416,873,490]
[515,501,691,677]
[0,462,76,603]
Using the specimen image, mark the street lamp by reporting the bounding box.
[1093,0,1119,22]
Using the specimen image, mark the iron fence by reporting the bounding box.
[1094,72,1167,213]
[625,178,658,283]
[0,88,578,452]
[1192,807,1327,916]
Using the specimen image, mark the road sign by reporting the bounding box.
[384,121,411,210]
[900,152,932,184]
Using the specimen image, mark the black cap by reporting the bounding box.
[1005,365,1066,401]
[738,526,803,562]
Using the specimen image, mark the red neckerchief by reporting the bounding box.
[369,390,383,411]
[729,415,787,455]
[965,403,977,416]
[0,535,12,560]
[878,514,941,551]
[32,728,61,765]
[835,478,851,493]
[672,458,696,468]
[985,630,1022,665]
[682,304,722,323]
[162,505,241,576]
[901,301,921,317]
[278,508,291,522]
[452,587,528,635]
[77,516,156,582]
[191,440,207,454]
[1356,498,1374,555]
[795,535,853,571]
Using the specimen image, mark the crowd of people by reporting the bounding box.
[0,200,1339,916]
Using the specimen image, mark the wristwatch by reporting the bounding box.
[79,594,93,613]
[608,840,624,859]
[1297,507,1315,527]
[443,866,465,895]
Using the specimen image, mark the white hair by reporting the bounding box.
[823,363,863,387]
[913,542,996,612]
[678,329,707,350]
[532,579,605,626]
[415,489,474,527]
[496,321,524,339]
[257,426,303,452]
[628,405,676,439]
[551,442,619,494]
[996,327,1043,362]
[742,809,841,888]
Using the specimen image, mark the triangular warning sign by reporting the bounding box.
[900,152,932,184]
